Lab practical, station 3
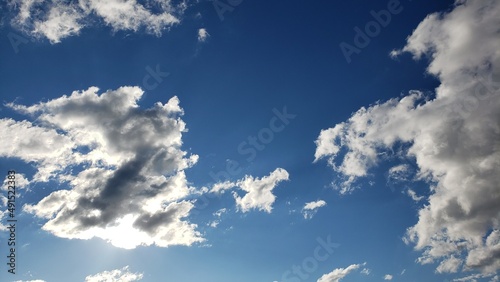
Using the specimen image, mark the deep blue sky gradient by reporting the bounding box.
[0,0,462,281]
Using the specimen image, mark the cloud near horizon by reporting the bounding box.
[85,266,143,282]
[317,263,363,282]
[315,0,500,274]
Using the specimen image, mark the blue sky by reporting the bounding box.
[0,0,499,281]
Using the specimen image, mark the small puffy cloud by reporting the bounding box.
[361,268,371,275]
[234,168,289,213]
[197,28,209,42]
[210,168,289,213]
[303,200,327,210]
[210,181,235,194]
[315,0,500,274]
[384,274,393,280]
[2,86,203,249]
[8,0,185,43]
[317,263,361,282]
[213,208,227,217]
[85,266,143,282]
[302,200,327,219]
[209,220,219,228]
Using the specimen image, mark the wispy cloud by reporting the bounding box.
[406,189,423,202]
[453,273,499,281]
[85,266,143,282]
[208,208,227,228]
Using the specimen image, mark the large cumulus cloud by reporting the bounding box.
[1,86,203,249]
[315,0,500,274]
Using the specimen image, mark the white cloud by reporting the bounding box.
[384,274,393,280]
[210,168,289,213]
[0,173,31,230]
[2,173,30,190]
[317,263,361,282]
[315,0,500,274]
[85,266,143,282]
[2,86,204,249]
[32,3,84,43]
[213,208,227,217]
[453,272,499,282]
[9,0,185,43]
[0,118,75,182]
[437,255,462,273]
[233,168,289,213]
[209,220,219,228]
[208,208,227,228]
[406,189,424,202]
[302,199,327,219]
[303,200,327,210]
[388,164,411,182]
[361,268,371,275]
[197,28,209,42]
[210,180,235,194]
